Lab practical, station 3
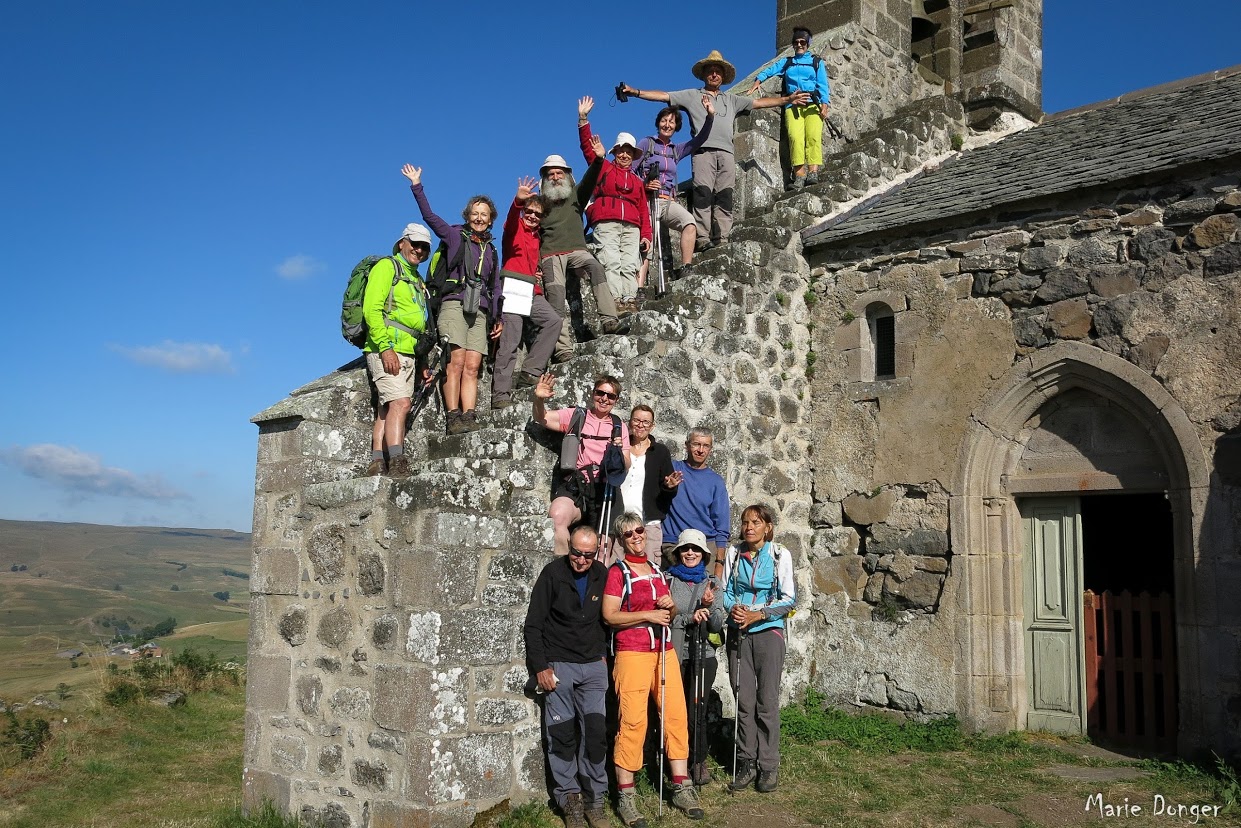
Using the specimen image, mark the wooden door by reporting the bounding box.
[1021,498,1087,734]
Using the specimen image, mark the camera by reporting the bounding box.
[615,81,630,103]
[644,164,660,184]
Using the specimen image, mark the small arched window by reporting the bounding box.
[866,303,896,380]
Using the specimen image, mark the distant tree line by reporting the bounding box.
[221,568,250,580]
[9,564,28,571]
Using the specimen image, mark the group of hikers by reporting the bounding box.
[345,41,823,822]
[347,37,830,474]
[525,370,796,827]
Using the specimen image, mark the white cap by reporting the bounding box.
[392,222,432,255]
[540,154,572,176]
[611,133,642,158]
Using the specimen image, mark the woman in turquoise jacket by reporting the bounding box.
[722,503,796,794]
[749,26,831,190]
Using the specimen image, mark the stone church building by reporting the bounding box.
[244,1,1241,824]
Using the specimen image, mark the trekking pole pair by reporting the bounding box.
[649,192,667,298]
[594,482,615,562]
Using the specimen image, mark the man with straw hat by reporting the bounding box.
[620,51,808,250]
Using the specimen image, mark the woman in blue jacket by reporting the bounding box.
[749,27,831,190]
[722,503,796,794]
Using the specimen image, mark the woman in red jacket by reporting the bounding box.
[578,96,651,315]
[492,178,562,410]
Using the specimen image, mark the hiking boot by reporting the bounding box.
[690,760,712,786]
[729,759,756,791]
[364,457,385,477]
[492,398,512,411]
[387,455,411,478]
[601,318,631,336]
[457,410,480,433]
[445,409,464,435]
[584,799,610,828]
[553,349,574,364]
[516,372,539,389]
[635,287,649,302]
[789,174,806,191]
[615,789,646,828]
[561,792,587,828]
[756,767,778,793]
[671,782,704,819]
[805,170,820,185]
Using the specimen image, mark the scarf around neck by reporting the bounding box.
[668,561,707,583]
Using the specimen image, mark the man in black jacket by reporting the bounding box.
[523,526,610,828]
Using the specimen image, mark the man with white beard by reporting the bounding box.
[539,155,629,363]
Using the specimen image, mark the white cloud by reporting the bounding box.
[275,254,326,280]
[109,341,236,374]
[1,444,188,501]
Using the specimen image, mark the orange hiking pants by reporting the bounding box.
[612,649,690,771]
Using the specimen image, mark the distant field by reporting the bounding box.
[0,520,251,700]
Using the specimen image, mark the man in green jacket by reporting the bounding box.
[363,223,432,477]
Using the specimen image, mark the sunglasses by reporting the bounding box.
[524,209,544,218]
[593,389,619,401]
[793,38,808,46]
[568,548,594,558]
[622,526,646,539]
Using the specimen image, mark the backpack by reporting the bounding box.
[781,54,824,103]
[426,233,498,315]
[559,406,621,473]
[610,559,666,653]
[340,255,432,351]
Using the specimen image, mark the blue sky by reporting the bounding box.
[1,1,1238,532]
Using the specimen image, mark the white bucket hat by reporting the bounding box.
[610,133,642,158]
[392,222,432,255]
[539,154,572,177]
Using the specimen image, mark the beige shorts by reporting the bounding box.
[437,300,489,353]
[655,197,694,232]
[366,351,417,405]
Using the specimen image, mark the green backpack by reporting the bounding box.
[340,255,429,350]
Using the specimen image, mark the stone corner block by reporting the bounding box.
[242,767,290,814]
[252,547,300,595]
[245,653,291,714]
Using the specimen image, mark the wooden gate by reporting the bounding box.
[1082,590,1177,753]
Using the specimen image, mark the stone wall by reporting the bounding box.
[800,168,1241,748]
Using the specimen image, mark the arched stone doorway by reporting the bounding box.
[950,343,1209,752]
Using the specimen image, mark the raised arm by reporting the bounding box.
[619,83,670,103]
[577,96,599,163]
[531,373,562,431]
[675,95,716,160]
[401,164,453,241]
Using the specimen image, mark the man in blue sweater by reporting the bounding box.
[661,427,731,571]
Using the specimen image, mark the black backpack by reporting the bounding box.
[425,232,497,314]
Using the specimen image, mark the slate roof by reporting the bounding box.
[805,65,1241,248]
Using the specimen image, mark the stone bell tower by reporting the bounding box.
[776,0,1041,125]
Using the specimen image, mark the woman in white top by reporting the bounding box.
[612,404,681,566]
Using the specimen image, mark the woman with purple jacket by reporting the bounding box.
[635,95,714,287]
[402,164,503,434]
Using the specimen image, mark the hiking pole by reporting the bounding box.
[650,192,666,298]
[658,624,667,818]
[695,620,707,782]
[730,624,743,793]
[595,482,613,562]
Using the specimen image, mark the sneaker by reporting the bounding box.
[635,287,649,302]
[789,175,806,191]
[364,458,385,477]
[515,372,539,389]
[670,782,704,819]
[806,170,820,185]
[729,759,756,791]
[690,760,712,786]
[387,455,411,478]
[756,767,778,793]
[561,792,587,828]
[601,318,631,336]
[615,789,646,828]
[584,800,610,828]
[445,409,464,435]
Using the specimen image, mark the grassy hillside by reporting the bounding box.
[0,520,251,700]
